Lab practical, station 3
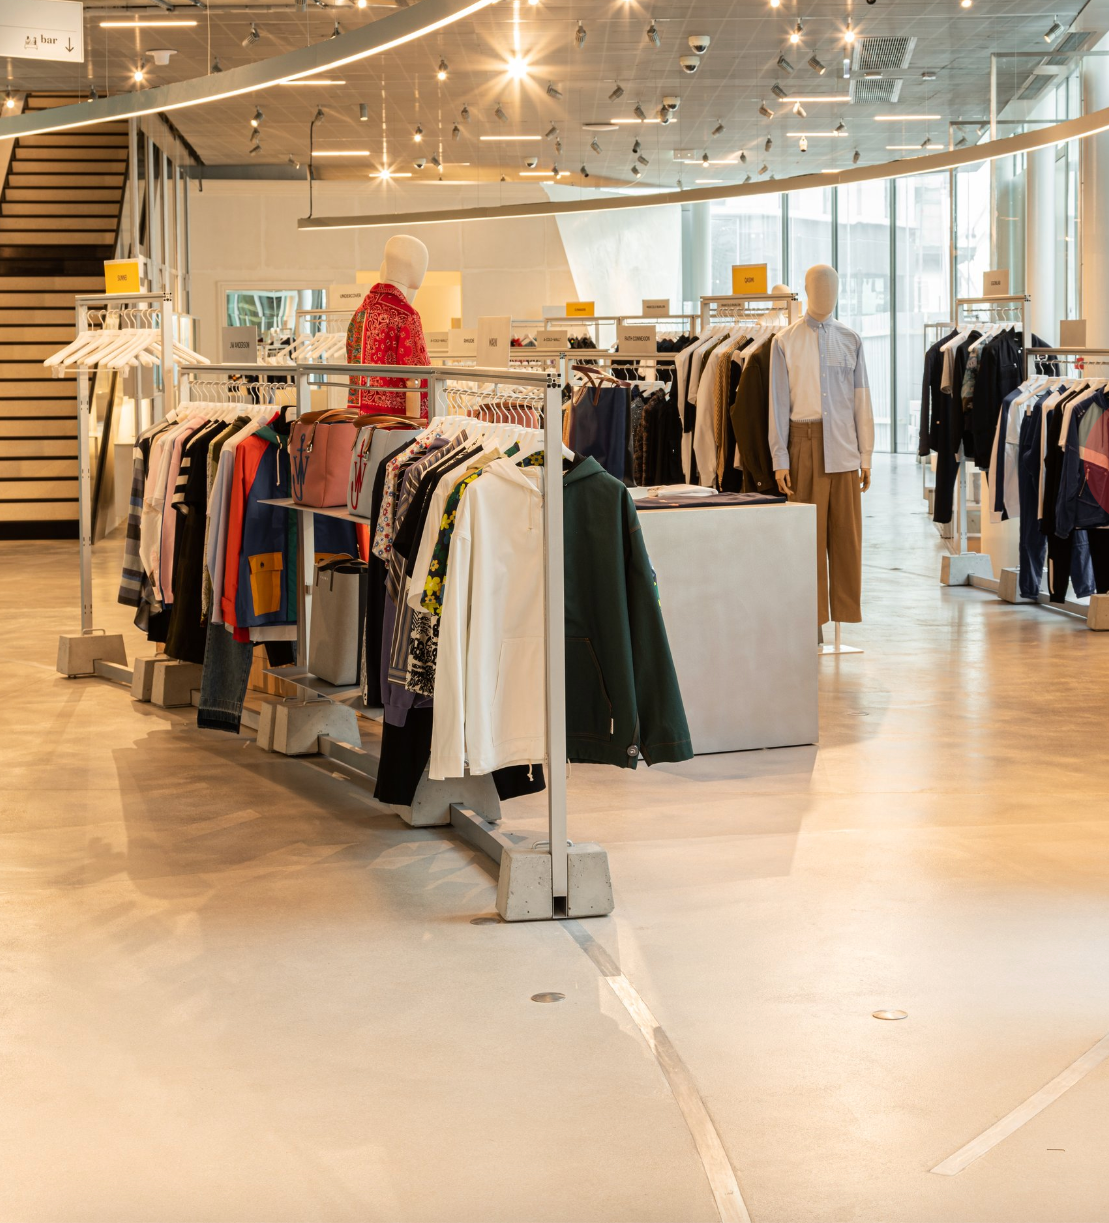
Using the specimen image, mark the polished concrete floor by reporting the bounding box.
[3,453,1109,1223]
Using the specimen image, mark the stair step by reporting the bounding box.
[0,501,78,521]
[14,147,130,162]
[0,478,78,499]
[0,325,77,342]
[0,362,77,379]
[19,133,129,147]
[4,188,123,202]
[0,232,116,245]
[0,216,119,231]
[7,174,124,188]
[0,457,77,478]
[9,159,126,175]
[0,276,104,289]
[0,308,75,323]
[0,400,76,416]
[3,202,120,217]
[0,418,75,437]
[0,380,78,398]
[0,438,78,457]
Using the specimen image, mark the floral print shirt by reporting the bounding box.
[346,282,430,418]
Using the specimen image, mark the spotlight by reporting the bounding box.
[631,164,641,176]
[960,0,972,7]
[743,173,752,183]
[249,144,261,156]
[359,103,368,121]
[312,106,325,124]
[133,65,145,83]
[242,22,260,47]
[545,123,558,139]
[808,55,826,74]
[211,56,222,72]
[506,54,528,79]
[739,151,747,163]
[771,82,788,99]
[759,102,773,119]
[701,151,709,166]
[609,83,625,102]
[357,0,367,7]
[547,81,563,99]
[494,103,508,123]
[591,137,602,153]
[438,57,449,80]
[580,164,589,177]
[921,135,935,148]
[1044,17,1063,41]
[770,0,780,6]
[460,104,470,122]
[638,153,649,165]
[793,101,807,117]
[852,148,861,163]
[88,86,98,102]
[758,164,768,175]
[633,101,647,121]
[555,137,562,154]
[835,119,847,134]
[331,21,342,38]
[790,19,803,44]
[711,121,724,136]
[765,137,772,151]
[778,53,794,73]
[976,123,988,136]
[921,70,937,80]
[431,154,441,168]
[552,163,560,175]
[575,21,586,48]
[658,108,672,124]
[632,138,641,154]
[844,17,856,43]
[799,136,808,152]
[452,124,461,140]
[646,21,660,46]
[287,155,300,168]
[955,135,967,147]
[414,124,423,142]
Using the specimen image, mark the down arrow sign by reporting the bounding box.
[65,38,73,52]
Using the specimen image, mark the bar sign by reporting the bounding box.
[447,329,476,356]
[983,269,1010,296]
[642,298,670,317]
[565,301,595,317]
[104,259,141,294]
[731,264,768,295]
[537,329,569,351]
[477,315,512,366]
[425,330,450,355]
[220,326,257,363]
[1059,319,1086,347]
[617,324,657,355]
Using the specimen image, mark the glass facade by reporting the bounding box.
[708,195,783,293]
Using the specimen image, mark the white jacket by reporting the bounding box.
[429,457,547,780]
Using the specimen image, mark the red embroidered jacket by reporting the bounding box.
[346,282,429,418]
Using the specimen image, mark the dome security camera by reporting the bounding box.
[678,54,701,74]
[414,157,426,169]
[688,35,711,54]
[525,156,539,168]
[661,95,681,111]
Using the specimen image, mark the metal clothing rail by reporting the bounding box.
[939,295,1031,591]
[699,292,800,329]
[276,359,610,919]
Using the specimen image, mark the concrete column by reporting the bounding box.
[1082,44,1109,346]
[688,201,712,304]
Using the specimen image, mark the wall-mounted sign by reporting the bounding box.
[447,328,476,357]
[537,329,569,351]
[329,283,367,310]
[220,326,257,363]
[731,264,768,295]
[617,324,657,355]
[0,0,83,63]
[641,298,671,317]
[425,330,450,356]
[104,258,141,294]
[1059,318,1087,347]
[477,315,512,367]
[983,269,1010,297]
[565,301,595,318]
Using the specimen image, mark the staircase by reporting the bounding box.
[0,93,128,538]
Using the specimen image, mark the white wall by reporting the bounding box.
[186,179,579,353]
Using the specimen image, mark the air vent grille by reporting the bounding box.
[849,77,904,104]
[1046,29,1092,64]
[1018,74,1054,100]
[852,36,917,72]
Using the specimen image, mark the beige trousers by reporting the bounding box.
[788,421,862,626]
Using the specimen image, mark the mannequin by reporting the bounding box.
[347,234,431,416]
[767,264,874,633]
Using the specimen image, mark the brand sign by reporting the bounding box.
[565,300,595,318]
[983,269,1010,297]
[425,330,450,355]
[448,328,476,356]
[641,298,671,317]
[329,283,367,310]
[477,315,512,367]
[1059,318,1087,348]
[0,0,83,63]
[221,326,257,363]
[731,264,768,295]
[537,329,569,351]
[104,258,141,294]
[617,324,657,355]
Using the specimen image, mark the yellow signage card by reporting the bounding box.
[731,264,768,295]
[565,300,595,317]
[104,259,141,294]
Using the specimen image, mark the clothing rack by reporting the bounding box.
[262,359,609,920]
[700,292,800,329]
[939,295,1030,590]
[922,321,958,535]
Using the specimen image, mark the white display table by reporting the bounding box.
[638,501,818,753]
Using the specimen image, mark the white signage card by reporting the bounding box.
[221,326,257,363]
[425,330,450,355]
[477,314,512,367]
[641,298,670,317]
[617,323,657,355]
[447,328,476,356]
[0,0,83,62]
[983,269,1010,297]
[1059,318,1087,348]
[537,329,569,351]
[329,282,367,310]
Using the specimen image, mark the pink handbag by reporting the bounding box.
[289,410,364,507]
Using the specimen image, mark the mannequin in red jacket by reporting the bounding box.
[347,234,430,418]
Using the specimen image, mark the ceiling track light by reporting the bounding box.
[250,106,264,126]
[743,173,752,183]
[844,17,856,43]
[437,57,449,80]
[759,102,773,119]
[808,55,826,75]
[330,21,342,38]
[955,134,967,147]
[778,53,794,73]
[960,0,972,7]
[431,154,441,168]
[580,164,588,177]
[631,164,641,176]
[460,104,470,123]
[211,56,222,73]
[242,22,260,47]
[575,21,586,49]
[793,101,807,117]
[359,102,368,121]
[790,18,803,44]
[799,135,808,152]
[545,123,558,139]
[765,136,773,151]
[494,103,508,123]
[554,137,563,153]
[87,86,98,102]
[452,123,461,140]
[633,101,647,121]
[852,148,861,164]
[646,21,660,46]
[414,123,423,142]
[591,137,602,153]
[835,119,847,134]
[312,105,325,125]
[739,151,747,163]
[1044,16,1063,41]
[758,164,768,175]
[609,83,625,102]
[638,153,649,165]
[771,82,788,99]
[700,152,709,166]
[249,144,261,156]
[711,121,724,137]
[547,81,562,99]
[133,63,146,83]
[657,107,671,125]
